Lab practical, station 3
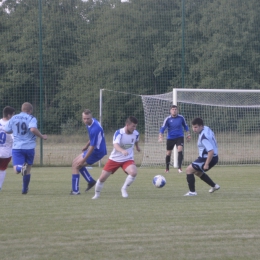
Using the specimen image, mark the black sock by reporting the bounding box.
[187,174,195,192]
[200,173,215,187]
[166,155,170,170]
[178,151,183,169]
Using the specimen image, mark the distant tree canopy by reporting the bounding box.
[0,0,260,133]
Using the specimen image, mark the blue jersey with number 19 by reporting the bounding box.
[5,112,38,149]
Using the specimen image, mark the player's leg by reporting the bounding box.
[176,137,184,173]
[12,149,25,174]
[92,159,120,199]
[121,160,137,198]
[165,139,174,173]
[197,156,220,193]
[184,163,198,196]
[71,154,84,195]
[0,158,11,190]
[22,149,34,194]
[92,170,111,199]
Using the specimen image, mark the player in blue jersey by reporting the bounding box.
[184,117,220,196]
[5,102,47,194]
[70,109,107,195]
[0,106,15,190]
[159,105,191,173]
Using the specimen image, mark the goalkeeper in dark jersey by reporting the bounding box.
[158,105,191,173]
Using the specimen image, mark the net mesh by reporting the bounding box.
[141,90,260,167]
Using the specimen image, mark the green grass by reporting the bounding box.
[0,166,260,260]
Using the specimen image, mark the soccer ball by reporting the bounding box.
[153,175,166,188]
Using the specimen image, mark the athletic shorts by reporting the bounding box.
[12,149,35,166]
[83,150,105,165]
[192,156,218,172]
[166,137,184,151]
[103,159,135,174]
[0,157,12,170]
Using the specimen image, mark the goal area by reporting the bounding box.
[141,89,260,167]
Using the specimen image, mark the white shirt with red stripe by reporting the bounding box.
[109,127,139,162]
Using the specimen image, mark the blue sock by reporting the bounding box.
[72,174,80,192]
[16,165,22,173]
[22,174,31,192]
[79,167,95,183]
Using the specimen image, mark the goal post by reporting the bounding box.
[141,88,260,168]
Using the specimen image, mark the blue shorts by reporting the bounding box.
[192,156,218,173]
[83,150,105,165]
[12,149,35,166]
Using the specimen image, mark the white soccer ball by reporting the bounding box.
[153,175,166,188]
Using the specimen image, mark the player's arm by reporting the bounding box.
[30,127,47,140]
[114,143,128,156]
[82,140,90,152]
[203,150,214,170]
[135,141,141,152]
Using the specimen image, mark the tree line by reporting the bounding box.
[0,0,259,133]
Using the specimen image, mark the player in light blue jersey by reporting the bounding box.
[5,102,47,194]
[159,105,191,173]
[70,109,107,195]
[184,118,220,196]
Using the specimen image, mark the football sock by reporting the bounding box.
[94,179,104,196]
[22,174,31,192]
[79,167,95,183]
[187,174,195,192]
[0,170,6,189]
[200,173,215,187]
[16,165,22,173]
[72,174,80,192]
[178,151,183,169]
[166,155,171,170]
[122,175,136,190]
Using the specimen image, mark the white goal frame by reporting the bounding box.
[141,88,260,168]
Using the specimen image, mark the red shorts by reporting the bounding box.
[0,157,12,171]
[103,159,135,174]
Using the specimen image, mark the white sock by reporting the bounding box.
[0,170,6,189]
[94,179,104,197]
[122,175,136,190]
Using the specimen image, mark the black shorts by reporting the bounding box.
[166,137,184,151]
[192,156,218,172]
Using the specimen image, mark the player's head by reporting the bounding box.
[125,116,138,134]
[3,106,15,119]
[170,105,178,117]
[82,109,93,126]
[21,102,33,114]
[191,117,204,134]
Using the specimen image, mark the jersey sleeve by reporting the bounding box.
[28,117,38,129]
[112,130,122,144]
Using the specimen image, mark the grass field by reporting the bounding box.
[0,166,260,260]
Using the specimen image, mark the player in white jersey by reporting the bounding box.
[0,106,15,190]
[92,116,141,199]
[184,118,220,196]
[5,102,47,194]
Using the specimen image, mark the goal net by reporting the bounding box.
[141,89,260,167]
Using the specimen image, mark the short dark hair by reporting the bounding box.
[3,106,15,118]
[171,105,178,109]
[83,109,92,115]
[192,117,204,126]
[125,116,138,125]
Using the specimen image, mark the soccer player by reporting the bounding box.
[70,109,107,195]
[158,105,191,173]
[5,102,47,194]
[184,117,220,196]
[0,106,15,190]
[92,116,140,199]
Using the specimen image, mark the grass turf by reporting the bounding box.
[0,166,260,260]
